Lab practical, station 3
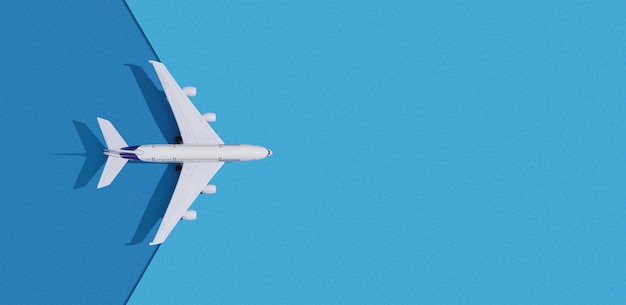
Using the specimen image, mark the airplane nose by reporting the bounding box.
[267,149,272,157]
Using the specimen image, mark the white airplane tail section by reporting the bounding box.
[97,117,128,149]
[97,117,129,189]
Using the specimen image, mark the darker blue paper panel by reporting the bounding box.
[0,1,175,304]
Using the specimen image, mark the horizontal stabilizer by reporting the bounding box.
[97,117,128,149]
[97,157,128,189]
[96,117,130,188]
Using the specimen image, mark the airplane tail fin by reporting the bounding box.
[97,117,129,189]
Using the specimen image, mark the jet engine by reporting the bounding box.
[182,86,196,97]
[202,112,216,122]
[202,184,216,194]
[182,210,197,221]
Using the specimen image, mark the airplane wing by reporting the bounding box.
[149,161,224,245]
[149,60,224,145]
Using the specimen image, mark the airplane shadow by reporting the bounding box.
[52,120,107,189]
[124,64,180,245]
[125,64,178,143]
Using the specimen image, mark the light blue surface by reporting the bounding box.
[125,1,626,304]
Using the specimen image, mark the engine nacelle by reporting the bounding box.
[182,210,197,221]
[202,112,216,122]
[182,86,196,97]
[202,184,216,194]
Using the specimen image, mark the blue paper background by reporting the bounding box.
[2,1,626,304]
[127,1,626,304]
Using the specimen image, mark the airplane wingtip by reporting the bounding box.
[96,117,111,125]
[97,180,110,189]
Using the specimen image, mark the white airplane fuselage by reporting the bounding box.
[105,144,272,163]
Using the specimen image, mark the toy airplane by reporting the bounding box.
[97,60,272,245]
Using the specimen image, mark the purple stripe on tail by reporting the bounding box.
[120,153,139,160]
